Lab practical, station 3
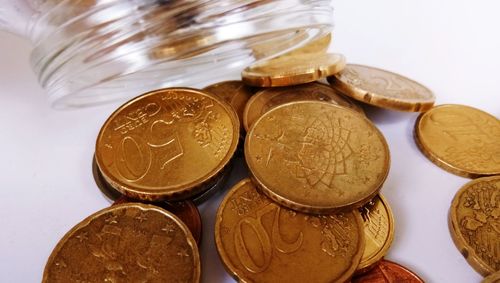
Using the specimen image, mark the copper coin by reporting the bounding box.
[245,101,390,213]
[243,82,364,131]
[351,260,424,283]
[328,64,435,112]
[415,104,500,178]
[203,80,256,131]
[43,203,201,283]
[483,270,500,283]
[215,179,365,283]
[95,87,239,201]
[242,53,346,87]
[449,176,500,276]
[113,198,202,246]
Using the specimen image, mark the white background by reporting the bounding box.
[0,1,499,282]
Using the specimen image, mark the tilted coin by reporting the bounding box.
[43,203,201,283]
[448,176,500,276]
[215,179,365,283]
[203,80,255,131]
[113,198,203,246]
[328,64,435,112]
[415,104,500,178]
[242,53,346,87]
[95,87,239,201]
[351,260,424,283]
[245,101,390,213]
[243,82,364,131]
[357,194,395,273]
[483,270,500,283]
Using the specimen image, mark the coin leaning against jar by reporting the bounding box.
[245,100,390,214]
[43,203,201,283]
[215,178,365,283]
[95,87,239,202]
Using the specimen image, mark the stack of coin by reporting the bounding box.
[41,33,457,282]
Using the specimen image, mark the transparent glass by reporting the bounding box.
[0,0,333,108]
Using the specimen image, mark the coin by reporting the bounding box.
[43,203,201,283]
[351,260,424,283]
[113,198,203,246]
[243,82,364,131]
[328,64,435,112]
[95,87,239,201]
[415,104,500,178]
[284,33,332,56]
[448,176,500,276]
[92,154,122,202]
[215,178,365,283]
[203,80,255,131]
[483,270,500,283]
[245,101,390,213]
[357,194,395,273]
[242,53,346,87]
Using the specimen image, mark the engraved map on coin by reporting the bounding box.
[450,176,500,276]
[215,179,364,283]
[416,104,500,177]
[96,88,239,199]
[245,101,390,212]
[43,204,200,283]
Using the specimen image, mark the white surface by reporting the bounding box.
[0,1,499,282]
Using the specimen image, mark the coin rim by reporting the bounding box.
[42,203,201,283]
[414,104,500,178]
[242,82,364,132]
[215,178,366,283]
[245,101,391,214]
[328,64,435,112]
[95,87,240,201]
[448,176,500,277]
[356,193,396,273]
[241,53,346,87]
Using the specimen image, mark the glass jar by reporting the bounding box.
[0,0,333,108]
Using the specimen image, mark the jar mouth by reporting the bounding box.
[28,0,333,108]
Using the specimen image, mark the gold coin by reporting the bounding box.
[95,87,239,201]
[357,194,395,273]
[280,33,332,57]
[483,270,500,283]
[215,178,365,283]
[449,176,500,277]
[415,104,500,178]
[242,53,346,87]
[245,101,390,213]
[43,203,201,283]
[203,80,255,131]
[242,82,364,131]
[328,64,435,112]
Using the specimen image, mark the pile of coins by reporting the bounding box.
[41,34,499,282]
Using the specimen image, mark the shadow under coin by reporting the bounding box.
[91,155,122,203]
[362,103,418,125]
